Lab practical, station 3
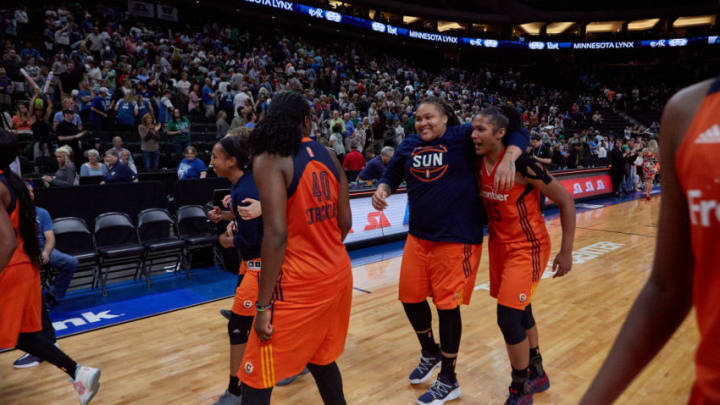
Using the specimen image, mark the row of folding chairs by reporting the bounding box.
[47,205,222,296]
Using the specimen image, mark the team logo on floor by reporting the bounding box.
[245,361,254,374]
[409,145,448,182]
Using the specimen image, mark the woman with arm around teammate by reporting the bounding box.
[371,97,529,405]
[0,130,100,404]
[472,106,575,404]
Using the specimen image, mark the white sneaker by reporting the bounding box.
[71,365,101,405]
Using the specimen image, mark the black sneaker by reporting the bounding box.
[13,353,42,369]
[220,309,232,320]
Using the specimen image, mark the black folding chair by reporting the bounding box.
[138,208,189,284]
[176,205,224,271]
[93,212,146,295]
[51,217,100,291]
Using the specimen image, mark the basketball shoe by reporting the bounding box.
[416,374,461,405]
[409,351,442,384]
[71,365,101,405]
[505,386,532,405]
[213,390,242,405]
[528,354,549,394]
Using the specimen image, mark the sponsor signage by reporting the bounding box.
[345,193,409,244]
[240,0,718,51]
[545,172,613,207]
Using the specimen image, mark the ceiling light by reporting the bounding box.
[519,22,543,35]
[546,22,574,35]
[628,18,660,31]
[673,15,716,28]
[586,21,624,33]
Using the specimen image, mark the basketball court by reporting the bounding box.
[0,195,698,404]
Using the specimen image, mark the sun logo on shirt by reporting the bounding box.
[409,145,448,183]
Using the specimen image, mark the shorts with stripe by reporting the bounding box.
[239,275,353,388]
[489,237,551,310]
[232,259,261,317]
[399,234,482,310]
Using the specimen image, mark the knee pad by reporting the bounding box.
[228,313,253,345]
[497,304,527,345]
[521,304,536,331]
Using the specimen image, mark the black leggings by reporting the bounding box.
[15,332,76,378]
[241,362,346,405]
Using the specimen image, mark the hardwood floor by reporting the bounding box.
[0,196,699,404]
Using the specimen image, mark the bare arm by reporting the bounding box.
[0,184,18,272]
[577,80,706,405]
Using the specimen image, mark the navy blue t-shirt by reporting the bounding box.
[379,124,529,244]
[230,173,263,261]
[358,156,385,181]
[104,162,137,183]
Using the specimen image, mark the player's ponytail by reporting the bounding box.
[499,105,522,135]
[0,131,40,266]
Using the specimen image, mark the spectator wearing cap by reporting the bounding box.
[358,146,394,182]
[80,148,108,177]
[89,87,109,130]
[342,141,365,181]
[53,97,81,132]
[529,135,551,169]
[102,149,137,184]
[56,109,87,166]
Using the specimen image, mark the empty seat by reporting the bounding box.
[177,205,224,270]
[138,208,188,284]
[51,217,100,291]
[94,212,145,295]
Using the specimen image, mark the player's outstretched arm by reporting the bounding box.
[577,80,707,405]
[252,152,292,341]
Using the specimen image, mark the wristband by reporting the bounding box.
[255,302,272,312]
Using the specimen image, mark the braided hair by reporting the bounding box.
[418,96,461,127]
[250,91,311,157]
[0,131,40,265]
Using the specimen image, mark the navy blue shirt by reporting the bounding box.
[230,173,263,261]
[379,124,529,244]
[104,162,137,183]
[358,156,385,181]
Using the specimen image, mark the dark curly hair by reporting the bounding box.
[250,91,311,157]
[0,131,40,266]
[418,96,461,127]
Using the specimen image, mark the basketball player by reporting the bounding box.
[471,107,575,404]
[240,91,352,405]
[578,77,720,405]
[0,130,101,404]
[371,97,528,405]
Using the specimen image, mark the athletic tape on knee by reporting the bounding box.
[228,313,253,345]
[497,304,527,345]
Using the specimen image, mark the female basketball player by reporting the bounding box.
[471,106,575,405]
[0,130,101,405]
[371,97,528,405]
[242,91,353,405]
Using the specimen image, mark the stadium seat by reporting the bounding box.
[176,205,224,270]
[51,217,100,291]
[137,208,189,285]
[93,212,146,295]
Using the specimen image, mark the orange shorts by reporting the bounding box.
[239,276,353,388]
[0,263,42,349]
[489,238,551,310]
[232,259,261,316]
[399,234,482,310]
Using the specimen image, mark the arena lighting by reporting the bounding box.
[519,22,543,35]
[627,18,660,31]
[586,21,624,33]
[403,16,420,24]
[673,15,716,28]
[546,22,574,35]
[438,21,464,32]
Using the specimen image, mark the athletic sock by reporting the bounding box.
[510,368,529,393]
[439,356,457,383]
[529,347,545,377]
[417,330,441,356]
[529,346,540,359]
[228,375,241,396]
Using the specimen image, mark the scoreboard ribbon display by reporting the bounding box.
[242,0,720,51]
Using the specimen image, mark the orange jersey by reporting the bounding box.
[279,138,352,303]
[479,152,550,246]
[0,170,31,267]
[676,77,720,403]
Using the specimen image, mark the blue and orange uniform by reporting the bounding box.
[229,173,263,317]
[0,169,42,349]
[240,137,353,389]
[380,124,529,309]
[479,152,551,309]
[676,76,720,404]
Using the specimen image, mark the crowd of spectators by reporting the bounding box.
[1,3,666,193]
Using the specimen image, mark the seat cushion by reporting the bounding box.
[182,234,217,246]
[73,251,99,262]
[98,243,145,259]
[144,238,186,252]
